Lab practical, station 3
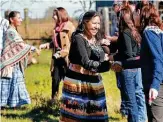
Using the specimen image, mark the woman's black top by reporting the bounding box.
[69,34,110,73]
[114,29,140,61]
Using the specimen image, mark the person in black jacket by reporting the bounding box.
[109,6,146,122]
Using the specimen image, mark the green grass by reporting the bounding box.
[1,50,126,122]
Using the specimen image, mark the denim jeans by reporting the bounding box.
[116,68,147,122]
[117,68,147,122]
[135,68,147,122]
[116,72,128,116]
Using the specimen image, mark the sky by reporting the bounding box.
[0,0,96,18]
[1,0,161,19]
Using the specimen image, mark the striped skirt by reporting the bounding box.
[60,70,108,122]
[0,64,31,107]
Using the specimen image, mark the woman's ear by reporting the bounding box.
[9,18,13,24]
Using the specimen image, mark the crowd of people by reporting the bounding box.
[0,0,163,122]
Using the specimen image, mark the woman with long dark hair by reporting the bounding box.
[59,10,110,122]
[109,6,146,122]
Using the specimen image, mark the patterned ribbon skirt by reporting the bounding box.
[60,70,108,122]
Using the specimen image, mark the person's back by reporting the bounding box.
[141,26,163,90]
[0,17,9,55]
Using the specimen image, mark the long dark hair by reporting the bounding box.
[135,1,149,13]
[119,6,141,44]
[8,11,20,24]
[140,4,162,31]
[74,10,102,42]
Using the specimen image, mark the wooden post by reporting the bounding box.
[102,7,109,35]
[24,8,29,39]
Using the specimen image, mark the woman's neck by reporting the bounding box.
[83,32,93,40]
[83,33,95,44]
[10,24,16,29]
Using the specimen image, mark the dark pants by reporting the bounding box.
[144,84,163,122]
[51,58,67,99]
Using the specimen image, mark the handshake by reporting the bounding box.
[30,46,40,56]
[111,61,123,72]
[39,43,68,59]
[106,54,123,72]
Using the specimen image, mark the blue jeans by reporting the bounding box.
[135,68,147,122]
[116,72,128,116]
[117,68,147,122]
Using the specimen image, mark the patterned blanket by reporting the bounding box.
[0,26,31,77]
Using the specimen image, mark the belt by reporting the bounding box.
[69,63,98,76]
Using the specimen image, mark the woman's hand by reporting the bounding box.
[39,43,50,50]
[30,46,40,56]
[111,61,123,72]
[35,48,41,56]
[105,35,112,40]
[101,39,110,46]
[105,35,118,42]
[104,53,109,61]
[149,88,158,105]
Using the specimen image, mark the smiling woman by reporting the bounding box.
[59,10,111,122]
[0,11,39,108]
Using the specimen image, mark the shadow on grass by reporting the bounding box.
[1,100,120,122]
[2,109,120,122]
[1,100,60,122]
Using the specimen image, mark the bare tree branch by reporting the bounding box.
[73,9,83,15]
[1,1,9,7]
[11,0,23,6]
[89,0,95,10]
[70,0,95,13]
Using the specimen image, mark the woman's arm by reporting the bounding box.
[122,57,141,69]
[111,57,141,72]
[144,29,163,91]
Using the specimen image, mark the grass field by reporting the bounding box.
[1,50,126,122]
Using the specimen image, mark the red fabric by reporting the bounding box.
[53,22,66,48]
